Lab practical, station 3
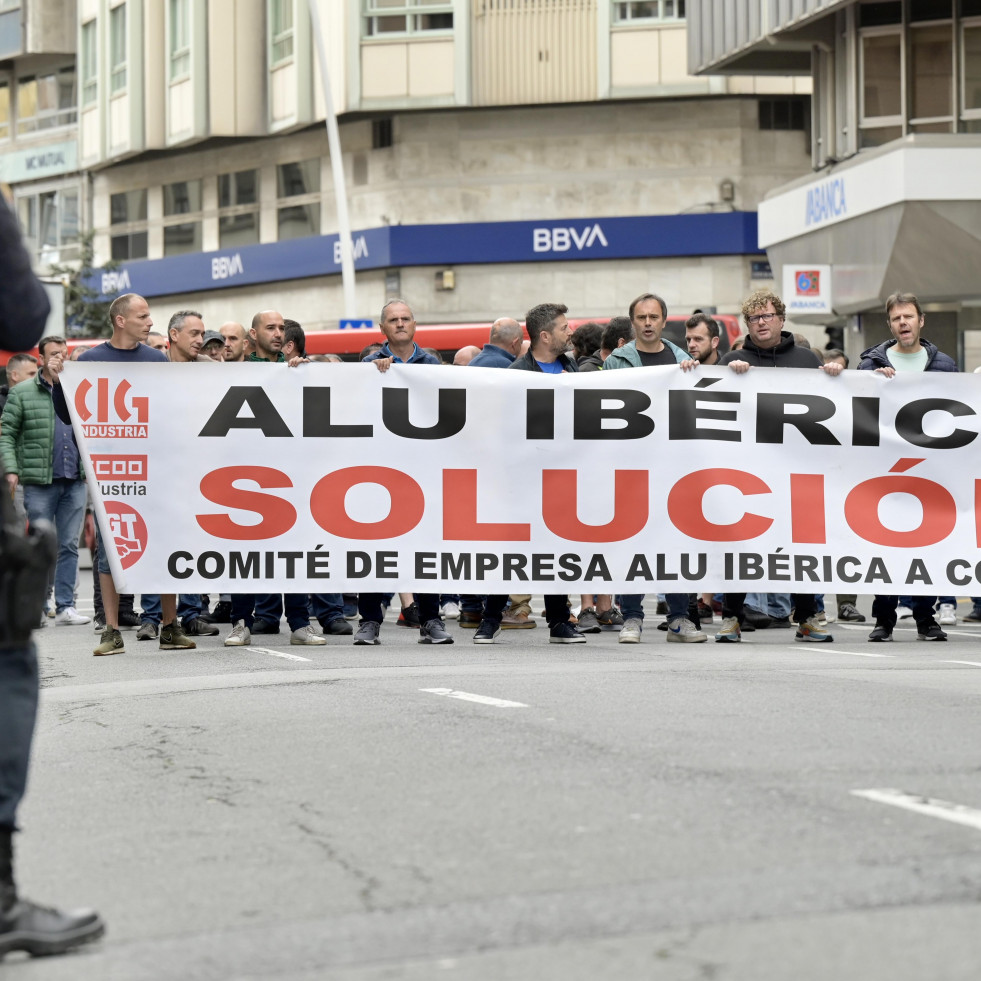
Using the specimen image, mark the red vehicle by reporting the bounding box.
[0,315,743,369]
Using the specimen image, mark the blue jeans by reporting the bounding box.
[139,594,200,625]
[23,479,87,614]
[0,642,37,829]
[620,593,689,623]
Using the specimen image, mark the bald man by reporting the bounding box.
[470,318,524,368]
[452,345,481,366]
[220,321,248,362]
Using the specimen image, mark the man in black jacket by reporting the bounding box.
[0,197,104,958]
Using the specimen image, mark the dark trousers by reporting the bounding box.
[872,595,937,631]
[359,593,440,624]
[723,593,816,624]
[0,643,38,830]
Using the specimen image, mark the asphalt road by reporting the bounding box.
[9,588,981,980]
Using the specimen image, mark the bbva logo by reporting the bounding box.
[212,254,244,280]
[533,224,609,253]
[102,269,131,294]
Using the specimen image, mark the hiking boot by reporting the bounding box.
[597,607,624,631]
[917,619,947,641]
[136,621,158,641]
[93,627,124,656]
[715,616,741,643]
[160,622,196,650]
[473,619,501,644]
[459,610,482,628]
[666,618,707,643]
[54,607,90,626]
[937,603,957,626]
[795,617,833,642]
[321,618,353,636]
[397,603,421,628]
[440,601,460,620]
[353,621,381,645]
[618,618,642,644]
[501,611,536,629]
[838,603,866,623]
[251,619,280,635]
[419,619,454,644]
[181,617,219,637]
[291,625,327,646]
[549,622,586,644]
[224,620,251,646]
[868,623,893,642]
[577,608,601,633]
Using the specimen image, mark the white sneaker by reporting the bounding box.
[938,603,957,626]
[619,617,642,644]
[224,620,251,647]
[291,624,327,646]
[55,607,91,626]
[897,605,913,619]
[45,597,56,618]
[440,601,461,620]
[666,617,708,643]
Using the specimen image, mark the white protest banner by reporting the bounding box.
[61,361,981,595]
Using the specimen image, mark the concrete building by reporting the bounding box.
[6,1,816,333]
[688,0,981,366]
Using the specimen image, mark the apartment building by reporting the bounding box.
[689,0,981,365]
[4,1,815,332]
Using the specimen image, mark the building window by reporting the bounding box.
[110,188,148,260]
[0,80,9,140]
[15,68,76,133]
[270,0,294,65]
[758,97,808,131]
[613,0,685,23]
[910,23,953,130]
[963,20,981,116]
[372,117,393,148]
[81,21,97,106]
[110,3,127,94]
[218,168,260,247]
[363,0,454,37]
[163,179,202,255]
[170,0,190,80]
[860,29,902,147]
[17,187,80,263]
[277,159,320,240]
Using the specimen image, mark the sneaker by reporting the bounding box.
[501,611,536,629]
[93,627,124,656]
[619,618,643,643]
[342,595,359,620]
[54,607,91,626]
[44,597,56,618]
[92,615,106,633]
[868,623,893,642]
[577,608,601,633]
[322,618,354,636]
[251,619,280,635]
[160,622,196,650]
[136,621,158,641]
[440,601,461,620]
[838,603,866,623]
[597,607,625,631]
[965,604,981,623]
[742,608,771,630]
[715,616,742,643]
[419,618,454,644]
[291,624,327,646]
[655,600,669,615]
[937,603,957,626]
[666,618,707,643]
[473,619,501,644]
[118,610,142,629]
[211,600,233,623]
[181,617,220,636]
[459,610,482,628]
[697,600,714,622]
[353,620,381,645]
[549,622,586,644]
[897,604,913,620]
[815,611,828,626]
[224,620,251,646]
[917,619,948,641]
[768,617,792,629]
[397,603,421,628]
[795,617,833,642]
[0,896,105,958]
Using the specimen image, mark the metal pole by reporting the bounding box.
[306,0,357,319]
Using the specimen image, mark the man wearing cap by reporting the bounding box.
[200,330,225,361]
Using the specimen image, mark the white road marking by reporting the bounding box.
[245,646,311,662]
[940,660,981,668]
[420,687,528,708]
[851,788,981,832]
[817,648,895,658]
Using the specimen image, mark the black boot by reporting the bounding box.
[0,828,105,959]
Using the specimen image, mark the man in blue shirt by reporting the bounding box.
[470,318,523,368]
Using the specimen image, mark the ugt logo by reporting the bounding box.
[104,503,148,570]
[795,270,821,296]
[75,378,150,438]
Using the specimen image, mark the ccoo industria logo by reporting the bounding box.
[74,378,150,438]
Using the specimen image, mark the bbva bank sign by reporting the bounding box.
[533,223,609,253]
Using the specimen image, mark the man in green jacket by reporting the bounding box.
[0,336,90,626]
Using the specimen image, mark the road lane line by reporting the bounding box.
[817,648,896,658]
[851,789,981,831]
[420,688,528,708]
[940,660,981,668]
[245,647,311,662]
